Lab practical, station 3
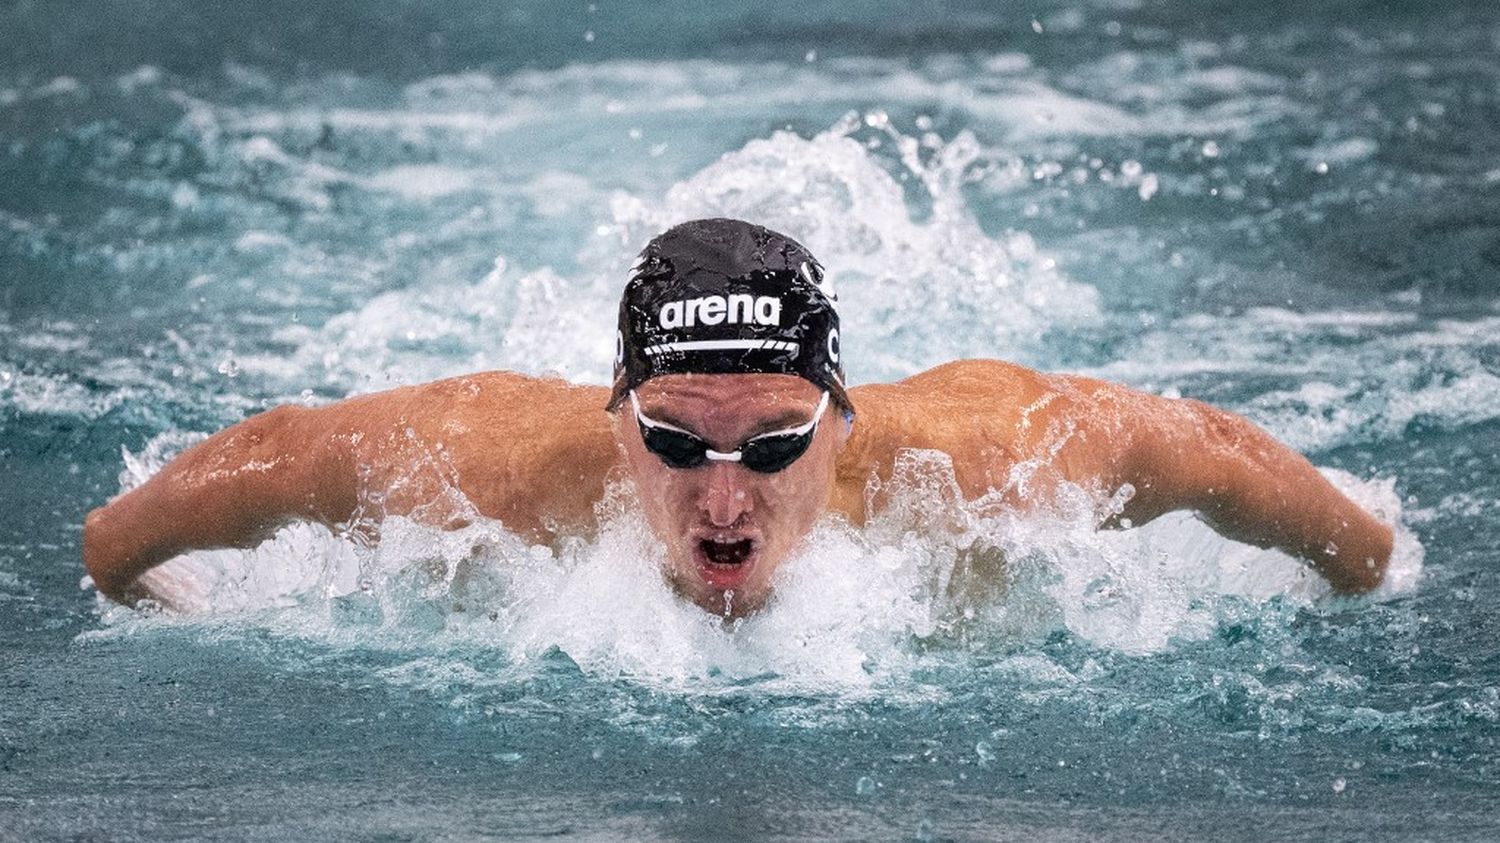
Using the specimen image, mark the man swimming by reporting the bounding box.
[83,218,1394,617]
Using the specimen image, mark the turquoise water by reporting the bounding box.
[3,1,1498,839]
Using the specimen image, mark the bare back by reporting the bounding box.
[337,372,618,539]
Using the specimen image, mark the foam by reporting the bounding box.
[1082,310,1500,452]
[242,115,1103,395]
[210,51,1302,147]
[92,428,1422,697]
[605,116,1103,380]
[0,368,120,419]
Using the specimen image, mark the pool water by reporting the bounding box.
[3,1,1498,839]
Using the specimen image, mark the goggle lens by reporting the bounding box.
[641,427,710,469]
[738,432,814,472]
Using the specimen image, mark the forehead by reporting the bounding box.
[634,373,821,423]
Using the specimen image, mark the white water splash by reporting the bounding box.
[604,113,1102,380]
[259,115,1101,395]
[93,429,1422,693]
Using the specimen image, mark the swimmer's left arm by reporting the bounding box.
[1055,379,1394,593]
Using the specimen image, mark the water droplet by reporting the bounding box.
[1332,777,1347,793]
[855,775,877,795]
[1315,161,1330,174]
[1032,161,1063,180]
[975,741,996,763]
[1202,140,1221,158]
[583,30,595,43]
[1138,173,1160,201]
[863,109,889,129]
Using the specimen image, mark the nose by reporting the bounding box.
[700,462,754,527]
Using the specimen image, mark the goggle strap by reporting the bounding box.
[629,390,698,436]
[746,390,830,442]
[630,390,830,443]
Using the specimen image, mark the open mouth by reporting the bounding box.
[691,535,761,591]
[699,537,754,566]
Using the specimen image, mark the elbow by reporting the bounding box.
[82,506,131,602]
[1321,521,1394,595]
[1324,562,1386,595]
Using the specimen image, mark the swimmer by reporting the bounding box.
[82,218,1394,616]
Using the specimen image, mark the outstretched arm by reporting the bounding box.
[82,403,360,603]
[1053,378,1393,593]
[83,373,617,605]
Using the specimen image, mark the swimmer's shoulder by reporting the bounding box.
[838,359,1113,500]
[847,359,1051,416]
[379,370,617,536]
[840,360,1053,492]
[408,370,613,451]
[297,370,607,432]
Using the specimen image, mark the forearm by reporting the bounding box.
[1196,466,1393,593]
[82,475,273,601]
[82,406,354,601]
[1128,399,1398,591]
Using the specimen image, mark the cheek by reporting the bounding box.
[624,447,698,527]
[758,459,834,524]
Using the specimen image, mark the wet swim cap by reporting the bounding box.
[607,218,851,417]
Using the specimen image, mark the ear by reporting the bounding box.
[831,409,853,452]
[606,407,627,446]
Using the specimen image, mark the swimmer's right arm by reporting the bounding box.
[82,403,360,604]
[82,374,611,604]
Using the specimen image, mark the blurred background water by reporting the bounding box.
[2,1,1498,840]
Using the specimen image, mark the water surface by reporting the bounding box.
[2,1,1498,840]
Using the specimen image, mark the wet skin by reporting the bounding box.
[617,375,845,616]
[82,360,1395,615]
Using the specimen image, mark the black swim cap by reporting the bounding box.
[608,218,851,417]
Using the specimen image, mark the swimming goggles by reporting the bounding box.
[629,390,830,473]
